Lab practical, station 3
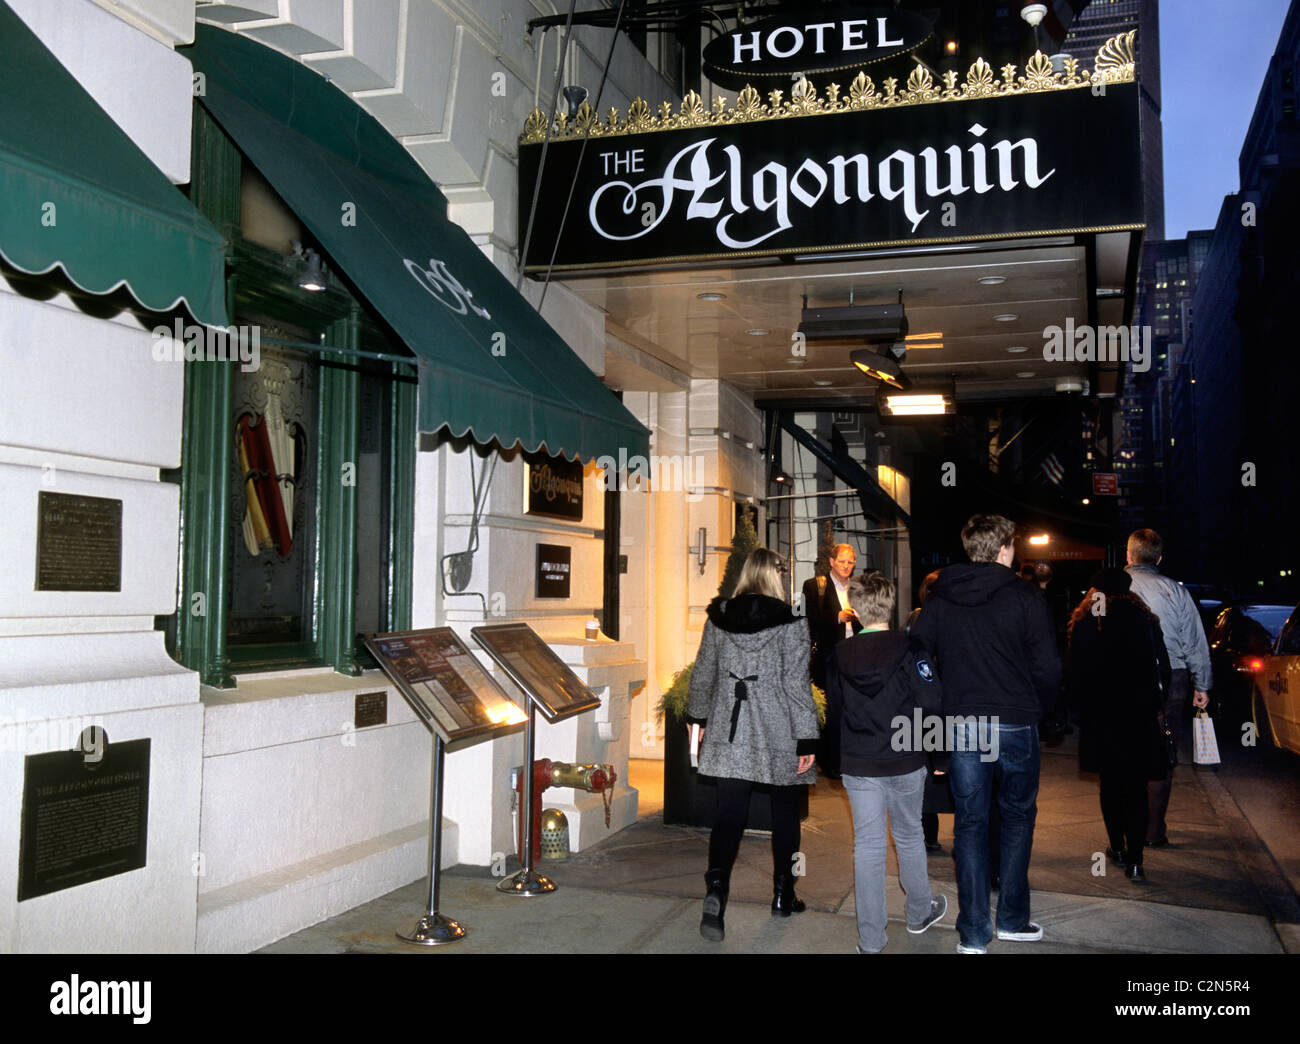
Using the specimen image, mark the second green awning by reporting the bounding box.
[185,25,648,463]
[0,1,228,327]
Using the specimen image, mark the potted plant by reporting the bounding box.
[659,512,824,827]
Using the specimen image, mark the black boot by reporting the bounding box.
[700,869,729,940]
[771,874,806,916]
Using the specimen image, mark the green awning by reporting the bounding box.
[0,1,228,327]
[184,25,649,463]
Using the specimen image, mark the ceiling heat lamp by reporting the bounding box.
[800,290,911,390]
[850,346,909,390]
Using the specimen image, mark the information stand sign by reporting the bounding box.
[470,624,603,895]
[366,628,527,943]
[469,623,601,722]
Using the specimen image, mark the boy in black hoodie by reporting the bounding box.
[826,572,947,953]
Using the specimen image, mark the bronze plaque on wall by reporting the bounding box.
[35,491,123,592]
[355,690,388,728]
[18,735,150,901]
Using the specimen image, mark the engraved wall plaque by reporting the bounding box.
[35,491,123,592]
[18,736,150,901]
[355,690,388,728]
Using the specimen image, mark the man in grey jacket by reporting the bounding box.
[1124,529,1212,847]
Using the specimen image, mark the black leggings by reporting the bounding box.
[1100,769,1149,866]
[708,777,802,878]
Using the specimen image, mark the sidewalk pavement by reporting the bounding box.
[261,740,1300,955]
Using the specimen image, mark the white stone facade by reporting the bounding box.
[1,0,745,952]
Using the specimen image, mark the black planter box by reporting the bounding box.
[661,710,810,829]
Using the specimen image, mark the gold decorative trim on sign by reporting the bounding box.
[520,32,1136,144]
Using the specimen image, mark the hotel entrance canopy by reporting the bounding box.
[0,1,228,327]
[518,34,1146,406]
[185,25,649,462]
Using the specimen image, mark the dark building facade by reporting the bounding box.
[1174,0,1300,596]
[1119,234,1211,545]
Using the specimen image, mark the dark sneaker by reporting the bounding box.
[1126,864,1147,883]
[1106,847,1127,867]
[996,922,1044,942]
[907,894,948,934]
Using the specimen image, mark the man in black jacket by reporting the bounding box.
[911,514,1061,954]
[802,543,862,776]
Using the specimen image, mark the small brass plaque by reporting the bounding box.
[355,691,387,729]
[35,491,122,592]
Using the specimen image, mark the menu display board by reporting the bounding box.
[470,623,601,723]
[364,628,527,749]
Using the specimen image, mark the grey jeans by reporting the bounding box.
[843,766,932,952]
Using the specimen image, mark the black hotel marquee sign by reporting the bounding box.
[519,70,1142,273]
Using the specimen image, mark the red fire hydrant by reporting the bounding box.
[512,759,618,863]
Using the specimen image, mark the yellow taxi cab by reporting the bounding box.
[1251,603,1300,755]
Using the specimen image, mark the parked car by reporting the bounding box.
[1208,604,1294,712]
[1250,603,1300,756]
[1184,583,1235,635]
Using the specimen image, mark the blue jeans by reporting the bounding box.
[948,721,1040,948]
[843,767,931,953]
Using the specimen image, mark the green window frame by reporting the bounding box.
[168,106,415,687]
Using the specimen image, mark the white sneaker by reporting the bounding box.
[956,941,986,954]
[996,922,1043,942]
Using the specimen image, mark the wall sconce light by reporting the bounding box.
[693,527,708,574]
[291,240,326,292]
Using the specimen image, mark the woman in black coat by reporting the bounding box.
[1067,568,1171,881]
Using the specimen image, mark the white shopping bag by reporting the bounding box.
[1193,710,1220,766]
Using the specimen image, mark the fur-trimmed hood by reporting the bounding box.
[706,593,796,634]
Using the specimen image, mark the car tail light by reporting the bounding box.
[1238,656,1265,673]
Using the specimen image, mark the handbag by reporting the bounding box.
[1158,714,1177,768]
[1193,710,1221,766]
[1153,653,1177,767]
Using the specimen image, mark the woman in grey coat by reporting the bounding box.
[687,548,819,940]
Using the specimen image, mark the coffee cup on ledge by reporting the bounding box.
[585,619,600,641]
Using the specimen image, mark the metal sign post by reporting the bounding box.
[496,700,556,896]
[398,733,467,943]
[470,622,604,897]
[363,627,528,944]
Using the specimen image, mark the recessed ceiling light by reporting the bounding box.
[696,291,726,301]
[785,357,805,365]
[813,379,833,386]
[978,276,1006,285]
[1006,346,1029,353]
[746,328,768,336]
[1016,371,1035,378]
[994,313,1018,322]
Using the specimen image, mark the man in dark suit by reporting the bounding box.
[802,543,862,777]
